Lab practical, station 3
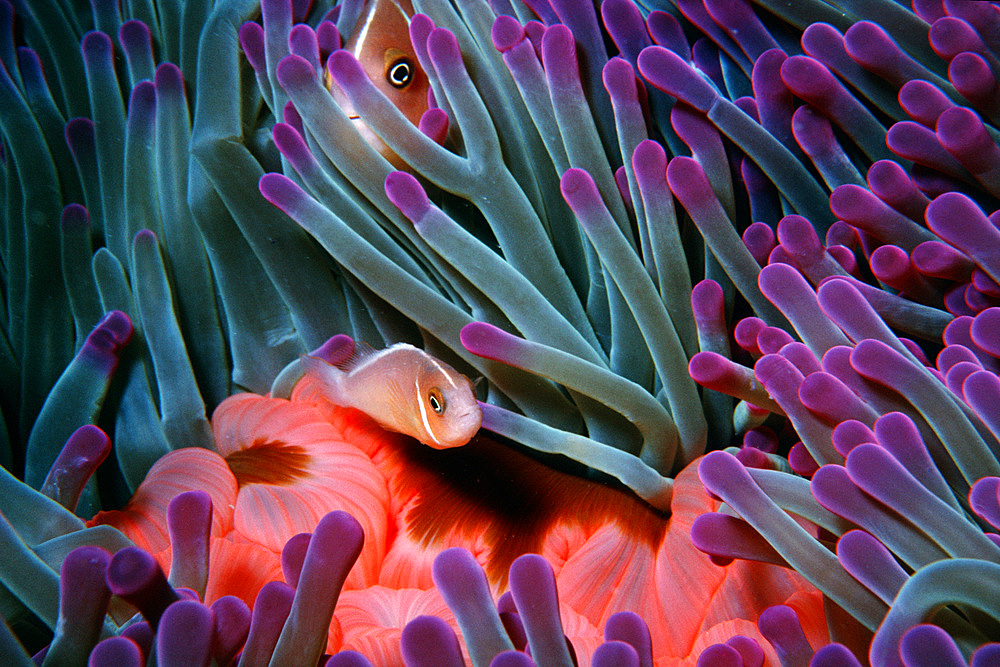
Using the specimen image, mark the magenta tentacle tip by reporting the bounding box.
[400,615,464,666]
[325,49,367,91]
[637,45,717,112]
[460,321,517,361]
[427,27,463,67]
[560,167,602,212]
[281,532,311,587]
[492,15,526,53]
[385,171,430,222]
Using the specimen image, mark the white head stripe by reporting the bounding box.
[415,375,442,446]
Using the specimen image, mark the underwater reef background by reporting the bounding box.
[4,0,1000,663]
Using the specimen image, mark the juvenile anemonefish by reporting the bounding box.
[300,342,481,448]
[329,0,430,167]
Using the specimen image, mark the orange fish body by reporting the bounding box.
[301,343,481,448]
[331,0,430,167]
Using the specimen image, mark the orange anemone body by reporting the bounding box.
[91,375,830,664]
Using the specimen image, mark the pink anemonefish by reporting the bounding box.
[328,0,431,168]
[300,342,482,449]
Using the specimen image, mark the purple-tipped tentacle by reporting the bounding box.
[948,53,1000,123]
[912,240,975,282]
[829,184,935,252]
[636,46,717,113]
[724,635,764,667]
[280,533,311,588]
[316,20,341,60]
[432,548,515,664]
[645,11,690,60]
[270,511,364,665]
[400,615,465,667]
[937,343,982,375]
[945,316,1000,370]
[970,477,1000,530]
[690,512,787,567]
[973,644,1000,666]
[743,223,775,267]
[936,107,1000,197]
[695,643,742,666]
[757,605,813,666]
[238,581,295,666]
[592,640,639,667]
[117,21,154,85]
[836,529,909,604]
[899,79,955,128]
[600,0,651,64]
[603,612,652,667]
[778,342,822,376]
[946,360,982,395]
[869,245,943,307]
[873,412,960,511]
[846,443,1000,560]
[843,21,947,90]
[39,425,111,511]
[734,317,766,357]
[689,351,781,414]
[698,451,885,629]
[831,420,876,458]
[867,160,931,222]
[811,463,948,569]
[490,651,535,667]
[780,54,889,163]
[791,105,863,190]
[325,650,376,666]
[754,354,838,464]
[899,624,968,667]
[43,546,112,665]
[211,595,251,666]
[787,442,819,476]
[775,214,849,285]
[759,262,850,355]
[811,643,863,667]
[691,279,728,357]
[852,337,1000,483]
[166,490,212,597]
[962,370,1000,445]
[929,16,989,62]
[497,592,527,651]
[799,371,879,427]
[288,23,319,69]
[508,554,575,666]
[750,49,797,162]
[120,622,152,661]
[88,637,144,666]
[156,599,215,666]
[887,121,970,181]
[106,547,179,629]
[704,0,779,61]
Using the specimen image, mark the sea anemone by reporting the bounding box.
[4,0,1000,663]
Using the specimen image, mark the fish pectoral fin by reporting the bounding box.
[300,354,347,400]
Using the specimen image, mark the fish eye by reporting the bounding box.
[427,387,446,415]
[386,56,414,89]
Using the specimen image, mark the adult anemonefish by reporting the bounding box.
[329,0,430,167]
[300,342,482,448]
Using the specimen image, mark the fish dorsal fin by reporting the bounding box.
[336,340,384,372]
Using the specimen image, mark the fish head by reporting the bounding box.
[413,360,482,449]
[330,0,430,168]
